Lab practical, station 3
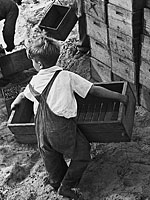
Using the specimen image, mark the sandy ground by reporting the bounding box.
[1,1,150,200]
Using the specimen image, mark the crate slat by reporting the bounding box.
[108,0,145,11]
[108,3,142,37]
[84,0,107,23]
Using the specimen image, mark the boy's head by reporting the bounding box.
[27,35,60,70]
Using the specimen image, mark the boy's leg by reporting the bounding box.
[58,128,91,198]
[40,140,68,191]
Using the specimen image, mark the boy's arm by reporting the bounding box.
[11,92,26,110]
[89,85,128,104]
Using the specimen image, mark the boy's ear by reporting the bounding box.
[38,61,43,69]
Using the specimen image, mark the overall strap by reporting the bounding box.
[29,70,62,102]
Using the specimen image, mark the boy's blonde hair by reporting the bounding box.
[27,35,60,67]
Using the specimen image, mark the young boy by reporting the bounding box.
[11,35,128,200]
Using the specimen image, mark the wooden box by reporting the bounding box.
[7,82,136,144]
[139,84,150,111]
[84,0,107,23]
[90,37,111,67]
[90,57,112,82]
[108,0,145,11]
[139,59,150,89]
[108,3,143,37]
[39,4,77,41]
[0,49,32,77]
[111,51,139,84]
[86,14,108,46]
[109,28,140,62]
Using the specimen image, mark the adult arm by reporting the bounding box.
[3,5,19,51]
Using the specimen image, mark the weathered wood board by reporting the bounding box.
[90,57,112,82]
[143,8,150,36]
[139,84,150,111]
[108,3,142,37]
[108,0,145,11]
[109,28,140,62]
[86,14,108,46]
[111,51,138,84]
[90,37,111,67]
[84,0,107,23]
[139,59,150,89]
[141,34,150,63]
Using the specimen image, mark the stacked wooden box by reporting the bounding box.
[107,0,145,100]
[139,1,150,111]
[84,0,112,82]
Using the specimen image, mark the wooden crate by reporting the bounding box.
[7,81,136,144]
[90,37,111,67]
[90,57,112,82]
[39,4,77,41]
[84,0,107,23]
[139,84,150,111]
[86,14,108,46]
[139,59,150,88]
[108,3,143,37]
[108,0,145,11]
[0,49,32,77]
[111,51,139,84]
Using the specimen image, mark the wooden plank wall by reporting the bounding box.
[85,0,146,106]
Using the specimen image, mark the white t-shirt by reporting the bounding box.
[24,66,93,118]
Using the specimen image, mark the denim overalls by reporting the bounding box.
[29,70,91,189]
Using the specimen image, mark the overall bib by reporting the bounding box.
[29,70,91,189]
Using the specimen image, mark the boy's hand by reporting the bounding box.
[10,92,25,111]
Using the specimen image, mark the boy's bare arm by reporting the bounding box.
[11,92,26,110]
[89,85,128,104]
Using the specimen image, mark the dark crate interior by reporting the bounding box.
[0,49,32,77]
[76,82,123,122]
[40,4,69,29]
[10,82,124,124]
